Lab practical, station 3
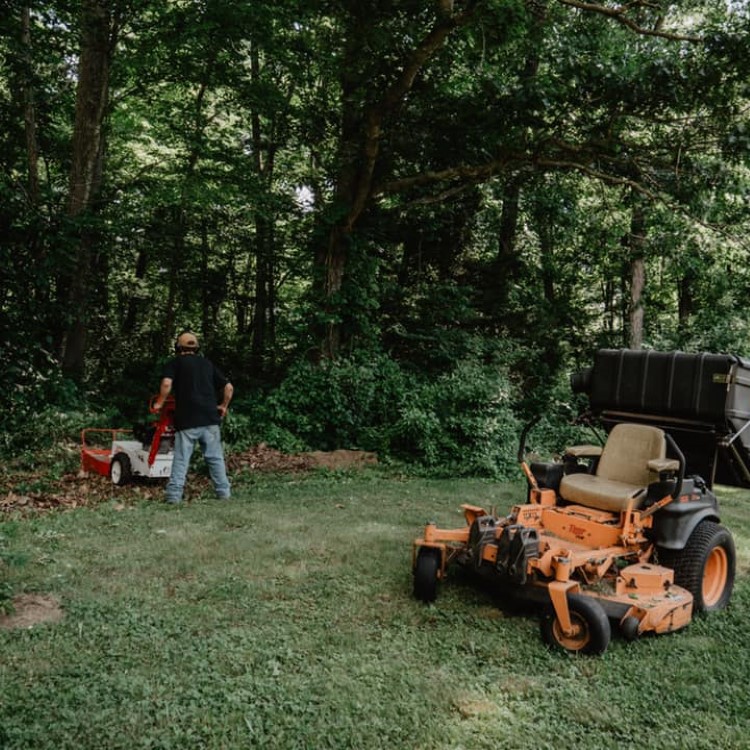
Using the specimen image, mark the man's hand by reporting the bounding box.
[217,405,229,419]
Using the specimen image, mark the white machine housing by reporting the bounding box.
[112,440,174,478]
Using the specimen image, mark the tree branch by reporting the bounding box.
[346,3,479,228]
[556,0,701,43]
[396,181,480,208]
[376,155,522,195]
[534,157,660,199]
[375,142,663,202]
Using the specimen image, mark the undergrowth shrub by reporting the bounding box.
[521,372,602,461]
[244,352,528,477]
[264,353,409,453]
[392,360,522,477]
[0,351,118,472]
[0,345,69,456]
[0,334,118,467]
[0,345,584,480]
[221,406,309,455]
[5,403,119,475]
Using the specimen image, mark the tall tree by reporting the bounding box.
[61,0,122,379]
[313,1,478,357]
[1,0,748,413]
[20,5,40,209]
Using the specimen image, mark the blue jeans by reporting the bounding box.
[166,425,230,503]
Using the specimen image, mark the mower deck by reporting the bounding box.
[415,496,695,646]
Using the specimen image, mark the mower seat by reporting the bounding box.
[559,423,668,512]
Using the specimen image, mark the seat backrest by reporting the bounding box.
[596,423,666,487]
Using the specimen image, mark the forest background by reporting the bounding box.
[2,0,750,477]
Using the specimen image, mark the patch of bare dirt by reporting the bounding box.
[0,593,64,630]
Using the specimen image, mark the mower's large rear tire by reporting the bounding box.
[110,453,132,486]
[659,521,735,614]
[413,548,440,604]
[541,594,611,655]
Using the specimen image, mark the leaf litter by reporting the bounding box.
[1,444,377,515]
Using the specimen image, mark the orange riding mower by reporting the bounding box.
[81,396,176,485]
[411,420,735,655]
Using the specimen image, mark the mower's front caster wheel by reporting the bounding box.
[413,548,440,603]
[110,453,132,486]
[660,521,736,614]
[541,594,611,655]
[620,615,641,642]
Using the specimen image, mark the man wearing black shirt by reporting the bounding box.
[154,331,233,504]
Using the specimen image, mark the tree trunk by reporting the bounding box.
[536,208,565,376]
[314,8,474,359]
[267,220,277,367]
[248,42,278,372]
[493,176,522,316]
[200,221,212,341]
[7,4,44,312]
[251,216,270,369]
[678,266,695,331]
[158,67,214,352]
[121,247,149,334]
[21,6,40,209]
[161,204,186,352]
[61,0,118,380]
[627,204,646,350]
[489,2,546,326]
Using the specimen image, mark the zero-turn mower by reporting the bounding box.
[412,350,741,655]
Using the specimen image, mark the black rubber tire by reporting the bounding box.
[620,615,640,642]
[110,453,132,486]
[413,548,440,603]
[658,521,735,614]
[540,594,611,655]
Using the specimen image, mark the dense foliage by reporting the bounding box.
[2,0,749,473]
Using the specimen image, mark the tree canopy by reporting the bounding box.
[2,0,750,468]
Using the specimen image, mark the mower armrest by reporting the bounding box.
[647,458,680,475]
[564,445,603,459]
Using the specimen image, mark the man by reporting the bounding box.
[154,331,234,504]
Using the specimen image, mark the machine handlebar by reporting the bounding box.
[148,395,175,414]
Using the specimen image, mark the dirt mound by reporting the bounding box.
[227,444,315,473]
[302,449,378,470]
[0,594,64,630]
[227,443,377,473]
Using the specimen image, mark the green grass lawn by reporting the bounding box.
[2,471,750,750]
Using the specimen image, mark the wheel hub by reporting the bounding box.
[702,546,729,608]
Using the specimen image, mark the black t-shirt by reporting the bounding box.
[161,354,229,430]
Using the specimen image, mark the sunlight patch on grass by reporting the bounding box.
[453,693,514,721]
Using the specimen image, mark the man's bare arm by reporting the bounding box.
[218,382,234,418]
[154,377,173,410]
